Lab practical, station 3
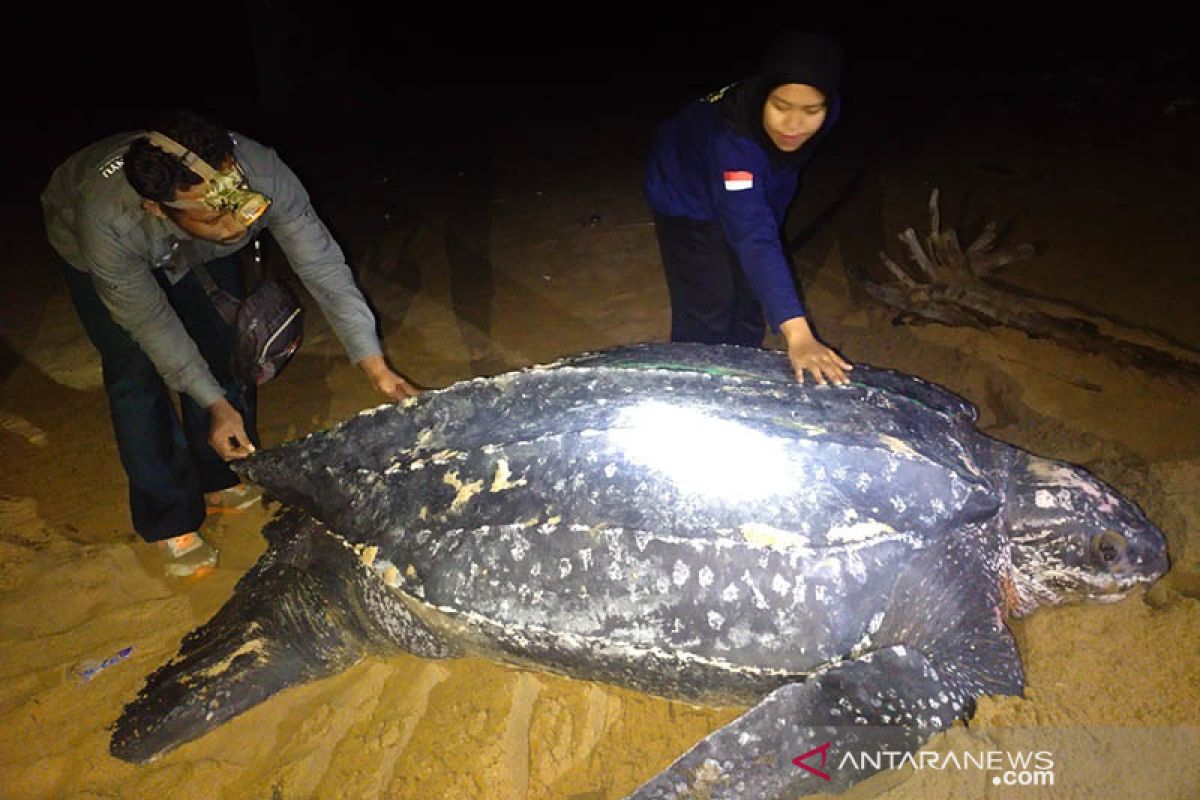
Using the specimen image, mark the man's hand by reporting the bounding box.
[208,397,256,460]
[358,353,422,401]
[779,316,853,386]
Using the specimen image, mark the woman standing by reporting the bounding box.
[644,29,853,385]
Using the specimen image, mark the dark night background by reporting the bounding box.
[7,7,1196,193]
[2,6,1196,317]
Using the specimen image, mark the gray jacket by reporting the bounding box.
[41,131,382,408]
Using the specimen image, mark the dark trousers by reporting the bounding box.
[653,213,765,346]
[61,256,258,542]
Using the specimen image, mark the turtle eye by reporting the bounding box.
[1092,530,1126,564]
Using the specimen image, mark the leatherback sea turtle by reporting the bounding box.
[110,342,1169,798]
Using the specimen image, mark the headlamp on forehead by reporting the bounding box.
[146,131,272,227]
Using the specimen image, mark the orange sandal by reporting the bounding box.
[159,532,219,578]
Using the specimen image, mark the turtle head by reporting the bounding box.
[1003,455,1169,617]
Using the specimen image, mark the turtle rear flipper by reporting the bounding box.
[110,509,454,764]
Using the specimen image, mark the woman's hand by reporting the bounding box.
[779,316,853,386]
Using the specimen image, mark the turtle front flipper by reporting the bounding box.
[110,509,456,764]
[625,645,954,799]
[628,535,1026,799]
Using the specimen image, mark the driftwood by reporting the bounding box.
[852,189,1200,390]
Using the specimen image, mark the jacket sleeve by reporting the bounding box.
[259,147,382,364]
[707,133,805,330]
[79,211,227,408]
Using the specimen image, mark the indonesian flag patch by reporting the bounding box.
[723,170,754,191]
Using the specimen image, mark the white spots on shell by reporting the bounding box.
[698,566,715,589]
[707,610,725,630]
[490,459,527,492]
[656,576,671,594]
[889,495,909,514]
[855,471,873,492]
[634,532,652,552]
[868,611,885,635]
[578,548,593,571]
[740,570,769,611]
[559,558,573,579]
[604,463,618,478]
[727,625,755,649]
[672,560,691,587]
[814,584,828,603]
[721,583,740,603]
[510,536,529,562]
[772,573,790,596]
[530,562,542,577]
[1034,489,1056,509]
[792,580,807,605]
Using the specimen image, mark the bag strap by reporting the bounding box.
[191,260,242,327]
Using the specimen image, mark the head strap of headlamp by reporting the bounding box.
[145,131,270,225]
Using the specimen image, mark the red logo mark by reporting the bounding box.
[792,741,832,781]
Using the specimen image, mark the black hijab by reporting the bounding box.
[721,30,844,166]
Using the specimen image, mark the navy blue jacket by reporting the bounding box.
[644,85,840,329]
